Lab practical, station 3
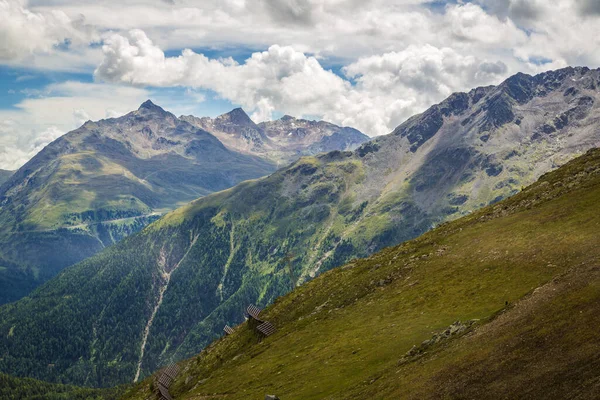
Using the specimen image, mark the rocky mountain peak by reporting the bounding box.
[182,109,368,164]
[135,100,174,120]
[138,99,163,111]
[394,66,600,153]
[497,67,599,105]
[217,107,255,126]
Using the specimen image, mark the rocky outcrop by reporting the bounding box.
[399,320,478,364]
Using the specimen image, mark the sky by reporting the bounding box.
[1,0,599,170]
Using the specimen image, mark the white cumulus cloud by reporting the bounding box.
[0,122,63,171]
[4,0,600,169]
[0,81,150,170]
[0,0,96,62]
[95,30,510,136]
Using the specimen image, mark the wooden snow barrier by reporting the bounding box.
[157,384,173,400]
[154,363,180,400]
[163,363,180,379]
[246,304,264,322]
[157,373,173,388]
[246,304,277,339]
[223,325,234,335]
[256,321,276,337]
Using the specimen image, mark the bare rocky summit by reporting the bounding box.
[181,109,369,165]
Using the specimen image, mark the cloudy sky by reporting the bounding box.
[1,0,599,169]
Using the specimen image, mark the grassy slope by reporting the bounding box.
[0,373,125,400]
[122,149,600,399]
[344,263,600,399]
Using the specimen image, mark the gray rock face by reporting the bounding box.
[181,108,269,153]
[260,115,369,157]
[372,66,600,225]
[181,110,370,165]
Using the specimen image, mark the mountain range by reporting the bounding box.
[124,147,600,399]
[1,66,600,388]
[0,102,366,304]
[180,110,368,166]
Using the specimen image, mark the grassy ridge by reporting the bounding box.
[122,149,600,399]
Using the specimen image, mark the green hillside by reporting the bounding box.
[121,148,600,399]
[0,373,124,400]
[2,67,600,388]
